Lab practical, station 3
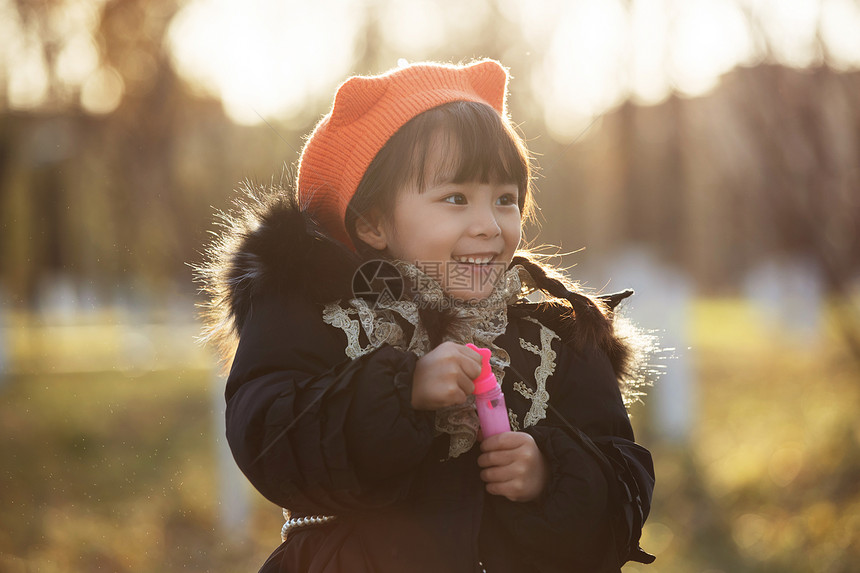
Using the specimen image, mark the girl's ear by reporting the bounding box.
[353,208,389,251]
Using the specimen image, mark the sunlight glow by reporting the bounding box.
[497,0,559,47]
[1,0,49,110]
[56,34,100,88]
[744,0,823,67]
[376,0,491,62]
[80,66,124,115]
[6,31,50,109]
[539,0,628,140]
[379,0,446,55]
[167,0,363,125]
[668,0,755,96]
[1,0,107,111]
[821,0,860,69]
[162,0,860,133]
[529,0,759,140]
[629,0,672,105]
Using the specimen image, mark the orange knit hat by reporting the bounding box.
[297,59,510,250]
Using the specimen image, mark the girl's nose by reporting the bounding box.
[469,204,502,238]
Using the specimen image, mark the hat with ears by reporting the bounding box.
[297,59,510,250]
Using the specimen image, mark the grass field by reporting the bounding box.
[0,368,282,572]
[1,299,858,572]
[627,300,860,573]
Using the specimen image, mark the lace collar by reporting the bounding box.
[387,261,529,458]
[323,260,532,458]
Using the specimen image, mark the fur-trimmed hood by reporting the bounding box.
[196,180,364,363]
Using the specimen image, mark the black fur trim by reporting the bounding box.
[194,178,360,364]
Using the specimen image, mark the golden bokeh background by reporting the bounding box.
[1,1,858,571]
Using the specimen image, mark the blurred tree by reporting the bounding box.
[0,0,301,306]
[0,0,858,344]
[742,65,860,357]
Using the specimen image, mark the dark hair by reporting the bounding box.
[344,100,534,258]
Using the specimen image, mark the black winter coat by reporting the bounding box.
[201,188,655,573]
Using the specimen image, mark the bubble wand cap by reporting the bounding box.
[466,343,498,394]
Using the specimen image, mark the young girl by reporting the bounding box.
[200,59,655,573]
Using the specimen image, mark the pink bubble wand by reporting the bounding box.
[466,343,511,437]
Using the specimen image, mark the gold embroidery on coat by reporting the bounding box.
[518,316,560,428]
[508,409,521,432]
[514,380,533,400]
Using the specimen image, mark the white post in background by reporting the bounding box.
[212,371,251,540]
[604,248,696,445]
[743,257,823,344]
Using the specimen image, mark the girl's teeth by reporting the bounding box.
[456,256,492,264]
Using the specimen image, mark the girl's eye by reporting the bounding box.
[443,194,467,205]
[497,194,518,206]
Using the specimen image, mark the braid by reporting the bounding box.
[511,252,660,408]
[511,254,629,372]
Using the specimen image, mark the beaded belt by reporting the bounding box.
[280,508,337,541]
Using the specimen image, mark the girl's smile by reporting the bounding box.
[356,179,522,301]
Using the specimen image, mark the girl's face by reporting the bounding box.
[390,181,521,301]
[357,145,522,301]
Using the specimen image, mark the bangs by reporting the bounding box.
[409,102,530,192]
[346,100,534,253]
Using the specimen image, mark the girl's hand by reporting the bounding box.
[477,431,550,502]
[411,341,481,410]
